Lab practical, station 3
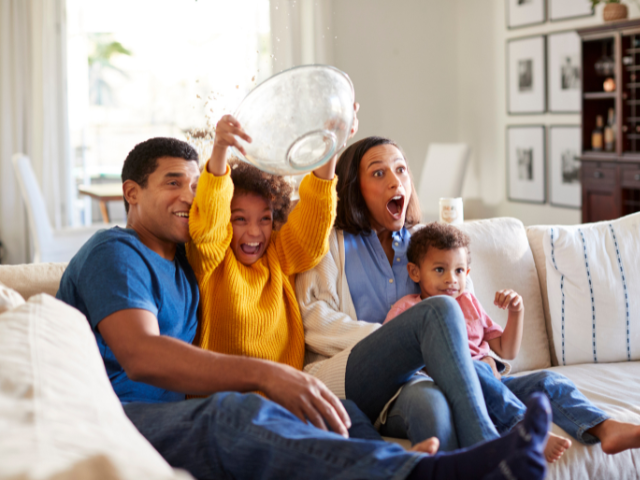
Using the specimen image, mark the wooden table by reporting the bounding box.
[77,184,123,224]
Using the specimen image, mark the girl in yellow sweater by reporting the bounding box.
[187,111,357,371]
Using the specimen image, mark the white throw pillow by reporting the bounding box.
[543,212,640,366]
[0,282,24,314]
[0,294,191,480]
[459,218,551,373]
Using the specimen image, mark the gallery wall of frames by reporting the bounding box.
[505,0,593,209]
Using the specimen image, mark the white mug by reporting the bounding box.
[439,197,464,225]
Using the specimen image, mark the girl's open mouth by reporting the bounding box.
[240,243,262,255]
[386,195,405,219]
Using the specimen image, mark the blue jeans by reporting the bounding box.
[474,361,609,444]
[345,296,499,451]
[124,393,422,480]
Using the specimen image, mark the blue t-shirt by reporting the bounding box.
[343,228,420,324]
[56,227,199,404]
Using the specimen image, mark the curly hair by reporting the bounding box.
[121,137,198,213]
[407,222,471,266]
[334,136,421,235]
[229,158,293,226]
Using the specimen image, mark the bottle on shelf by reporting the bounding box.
[592,115,604,152]
[604,108,616,152]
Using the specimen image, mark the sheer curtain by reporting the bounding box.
[0,0,71,264]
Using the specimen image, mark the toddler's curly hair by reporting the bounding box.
[229,158,293,226]
[407,222,471,266]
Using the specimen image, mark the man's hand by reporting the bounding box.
[494,289,523,312]
[208,115,252,176]
[480,356,502,380]
[259,361,352,438]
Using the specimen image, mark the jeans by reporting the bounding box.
[345,296,499,450]
[474,360,609,444]
[124,393,422,480]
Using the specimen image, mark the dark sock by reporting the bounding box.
[407,393,550,480]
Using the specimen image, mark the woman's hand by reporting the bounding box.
[208,115,252,176]
[494,289,523,312]
[313,102,359,180]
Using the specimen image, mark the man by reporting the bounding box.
[57,136,549,480]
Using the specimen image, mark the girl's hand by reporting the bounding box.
[494,289,523,312]
[208,115,252,176]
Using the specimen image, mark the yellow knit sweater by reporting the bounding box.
[186,165,337,370]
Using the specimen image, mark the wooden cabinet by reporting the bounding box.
[578,20,640,223]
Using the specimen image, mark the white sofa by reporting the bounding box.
[1,215,640,480]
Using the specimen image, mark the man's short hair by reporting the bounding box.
[407,222,471,266]
[121,137,199,213]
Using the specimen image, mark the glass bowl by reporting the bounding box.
[232,64,355,175]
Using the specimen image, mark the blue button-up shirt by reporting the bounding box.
[343,228,420,324]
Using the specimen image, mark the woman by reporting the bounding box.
[296,135,640,457]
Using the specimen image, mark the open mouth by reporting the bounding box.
[441,288,459,296]
[240,242,262,255]
[174,212,189,221]
[386,195,405,219]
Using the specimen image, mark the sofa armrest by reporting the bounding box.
[0,263,67,300]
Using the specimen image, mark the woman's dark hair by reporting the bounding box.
[334,136,421,235]
[407,222,471,266]
[229,158,293,227]
[121,137,198,213]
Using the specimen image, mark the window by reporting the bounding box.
[66,0,271,224]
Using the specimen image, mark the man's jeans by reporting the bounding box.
[345,296,500,452]
[474,360,609,444]
[124,393,422,480]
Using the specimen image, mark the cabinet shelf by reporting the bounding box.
[584,92,616,99]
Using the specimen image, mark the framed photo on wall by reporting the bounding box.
[507,125,546,204]
[547,31,581,113]
[549,126,581,208]
[506,0,546,29]
[508,36,546,114]
[549,0,593,21]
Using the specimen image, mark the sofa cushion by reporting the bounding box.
[0,293,190,480]
[0,282,25,314]
[0,263,66,300]
[542,212,640,366]
[516,362,640,480]
[459,217,551,373]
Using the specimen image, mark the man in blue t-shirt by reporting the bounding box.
[57,134,548,480]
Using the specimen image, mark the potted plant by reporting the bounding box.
[591,0,640,21]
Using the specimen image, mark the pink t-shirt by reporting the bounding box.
[384,291,503,360]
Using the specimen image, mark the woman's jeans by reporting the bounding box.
[124,393,422,480]
[474,360,609,444]
[345,296,500,451]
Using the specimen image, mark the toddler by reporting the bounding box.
[385,222,571,462]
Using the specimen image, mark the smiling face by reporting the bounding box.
[408,246,470,300]
[358,144,412,233]
[123,156,200,257]
[229,191,273,266]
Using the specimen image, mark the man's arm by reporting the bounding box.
[98,308,351,437]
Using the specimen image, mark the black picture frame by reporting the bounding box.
[549,125,582,209]
[549,0,594,22]
[507,35,547,115]
[506,0,547,30]
[506,125,547,204]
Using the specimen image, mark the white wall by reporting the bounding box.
[330,0,460,180]
[279,1,640,226]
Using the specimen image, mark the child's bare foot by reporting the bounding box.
[411,436,440,455]
[590,419,640,454]
[544,433,571,462]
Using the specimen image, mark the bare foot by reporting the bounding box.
[544,433,571,462]
[590,419,640,454]
[410,437,440,455]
